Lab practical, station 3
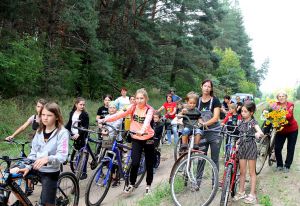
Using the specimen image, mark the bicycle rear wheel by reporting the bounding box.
[174,136,182,161]
[256,136,270,175]
[170,154,218,206]
[220,164,232,206]
[69,149,80,173]
[268,129,276,166]
[85,161,112,206]
[56,172,79,206]
[75,152,88,180]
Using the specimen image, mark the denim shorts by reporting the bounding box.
[182,127,203,136]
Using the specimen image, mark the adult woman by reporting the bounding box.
[98,88,155,194]
[18,102,69,206]
[65,97,89,150]
[197,79,222,170]
[5,99,47,141]
[274,91,298,172]
[157,94,179,145]
[96,94,112,121]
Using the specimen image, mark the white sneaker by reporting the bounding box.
[123,184,134,194]
[145,186,151,195]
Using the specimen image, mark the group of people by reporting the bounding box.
[4,79,299,205]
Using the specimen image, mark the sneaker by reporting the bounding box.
[112,179,120,188]
[275,166,283,172]
[145,186,151,195]
[244,194,257,204]
[190,182,199,192]
[283,167,290,173]
[124,184,134,194]
[80,173,87,180]
[233,191,247,201]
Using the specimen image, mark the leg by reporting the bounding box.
[274,133,287,167]
[39,171,60,206]
[208,136,222,171]
[248,160,257,196]
[166,129,172,144]
[129,140,143,185]
[172,124,179,144]
[144,140,155,186]
[238,159,247,193]
[284,130,298,168]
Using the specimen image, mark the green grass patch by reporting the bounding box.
[137,182,171,206]
[259,194,272,206]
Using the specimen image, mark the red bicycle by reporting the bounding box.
[220,126,240,206]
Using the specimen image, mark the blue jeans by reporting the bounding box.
[182,127,203,136]
[167,125,179,144]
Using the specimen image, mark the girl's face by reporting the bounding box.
[201,82,212,96]
[121,89,127,97]
[135,93,146,106]
[108,106,117,114]
[36,102,43,114]
[130,97,136,104]
[187,99,197,109]
[103,97,111,107]
[277,93,287,104]
[167,96,173,103]
[241,106,253,120]
[229,107,236,113]
[76,101,85,111]
[41,108,56,127]
[153,115,160,123]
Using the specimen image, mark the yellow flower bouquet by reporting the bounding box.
[263,98,288,131]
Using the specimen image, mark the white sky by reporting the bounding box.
[238,0,300,93]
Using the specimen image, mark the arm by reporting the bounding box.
[205,107,221,127]
[140,107,154,134]
[156,105,165,113]
[104,105,133,122]
[6,119,31,140]
[48,130,69,166]
[285,104,294,120]
[26,135,39,170]
[254,124,264,138]
[222,114,230,125]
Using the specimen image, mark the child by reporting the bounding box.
[96,94,112,121]
[221,103,242,127]
[151,112,164,171]
[179,92,203,151]
[233,102,264,204]
[17,102,69,206]
[100,101,123,187]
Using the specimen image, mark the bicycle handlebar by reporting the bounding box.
[4,139,31,145]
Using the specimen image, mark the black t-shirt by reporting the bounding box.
[97,106,109,119]
[43,129,56,142]
[197,96,221,112]
[236,102,243,114]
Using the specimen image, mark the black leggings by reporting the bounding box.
[39,171,60,205]
[130,138,155,186]
[275,130,298,169]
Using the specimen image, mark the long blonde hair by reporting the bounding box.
[135,88,149,102]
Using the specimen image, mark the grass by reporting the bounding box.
[137,182,171,206]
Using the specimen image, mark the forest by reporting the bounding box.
[0,0,269,99]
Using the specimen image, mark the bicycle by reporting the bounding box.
[69,121,105,180]
[221,125,239,165]
[169,115,219,206]
[255,121,277,175]
[84,124,146,206]
[219,126,241,206]
[0,156,79,206]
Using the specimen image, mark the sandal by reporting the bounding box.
[233,191,247,201]
[244,194,257,204]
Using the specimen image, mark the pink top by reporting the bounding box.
[104,104,154,140]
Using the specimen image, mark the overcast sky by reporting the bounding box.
[238,0,300,93]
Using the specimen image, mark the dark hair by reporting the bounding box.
[38,102,64,133]
[103,94,113,101]
[166,93,173,102]
[243,102,256,114]
[201,79,214,96]
[153,112,161,118]
[72,97,86,112]
[120,87,127,92]
[224,95,231,100]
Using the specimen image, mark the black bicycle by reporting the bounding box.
[0,156,79,206]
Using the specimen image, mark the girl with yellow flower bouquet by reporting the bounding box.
[272,91,298,172]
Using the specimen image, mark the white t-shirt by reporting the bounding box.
[28,115,40,124]
[71,111,81,135]
[115,96,130,111]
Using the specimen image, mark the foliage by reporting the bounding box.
[259,194,272,206]
[296,84,300,100]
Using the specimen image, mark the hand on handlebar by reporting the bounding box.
[17,168,30,177]
[71,134,80,140]
[5,136,14,141]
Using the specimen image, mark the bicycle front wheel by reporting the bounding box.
[170,154,218,206]
[85,162,112,206]
[256,136,270,175]
[56,172,79,206]
[220,164,232,206]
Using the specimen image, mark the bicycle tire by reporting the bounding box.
[174,136,182,161]
[161,125,167,145]
[256,136,270,175]
[85,161,112,206]
[69,149,80,173]
[75,152,87,180]
[268,129,276,166]
[231,166,239,198]
[220,164,232,206]
[170,153,218,206]
[56,172,79,206]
